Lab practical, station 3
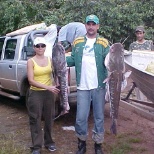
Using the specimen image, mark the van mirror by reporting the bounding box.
[23,46,35,59]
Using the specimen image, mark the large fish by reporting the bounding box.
[104,43,125,135]
[52,43,70,117]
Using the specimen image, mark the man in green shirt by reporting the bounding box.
[66,14,109,154]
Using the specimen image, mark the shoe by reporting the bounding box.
[46,145,56,152]
[76,138,86,154]
[94,143,104,154]
[31,150,41,154]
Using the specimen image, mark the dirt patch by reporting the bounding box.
[0,95,154,154]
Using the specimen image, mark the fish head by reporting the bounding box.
[108,43,125,72]
[52,43,67,72]
[110,43,124,53]
[52,43,65,59]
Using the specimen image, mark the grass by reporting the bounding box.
[0,130,148,154]
[111,142,133,154]
[128,138,142,144]
[103,131,147,154]
[0,133,27,154]
[0,134,148,154]
[104,141,133,154]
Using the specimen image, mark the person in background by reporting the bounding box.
[58,22,87,52]
[129,26,153,101]
[129,26,153,51]
[27,37,60,154]
[66,14,109,154]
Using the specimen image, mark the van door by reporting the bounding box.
[0,38,18,91]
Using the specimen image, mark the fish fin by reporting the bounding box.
[124,70,132,78]
[52,70,59,86]
[121,70,132,91]
[105,93,109,102]
[105,83,110,102]
[103,76,111,83]
[103,78,108,83]
[103,71,113,83]
[121,79,127,91]
[55,76,60,86]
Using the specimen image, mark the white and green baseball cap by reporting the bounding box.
[86,14,99,24]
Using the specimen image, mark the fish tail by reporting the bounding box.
[59,75,70,112]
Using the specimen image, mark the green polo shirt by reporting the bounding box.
[66,35,109,88]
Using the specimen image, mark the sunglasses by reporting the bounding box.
[35,44,46,48]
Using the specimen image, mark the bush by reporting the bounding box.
[0,0,153,49]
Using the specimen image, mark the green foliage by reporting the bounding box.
[0,0,28,34]
[0,0,153,49]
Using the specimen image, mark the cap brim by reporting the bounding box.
[135,30,144,32]
[86,20,98,24]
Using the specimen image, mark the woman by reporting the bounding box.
[27,37,60,154]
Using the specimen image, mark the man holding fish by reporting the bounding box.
[66,14,109,154]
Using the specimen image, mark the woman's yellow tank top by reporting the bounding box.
[30,57,53,91]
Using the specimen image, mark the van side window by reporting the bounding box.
[4,39,17,60]
[0,38,5,58]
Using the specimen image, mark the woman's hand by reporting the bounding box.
[47,85,60,94]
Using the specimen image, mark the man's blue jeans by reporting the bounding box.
[75,88,106,144]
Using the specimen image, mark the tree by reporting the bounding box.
[0,0,153,49]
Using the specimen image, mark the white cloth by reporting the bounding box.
[104,52,110,70]
[44,24,57,58]
[78,37,98,90]
[58,22,87,44]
